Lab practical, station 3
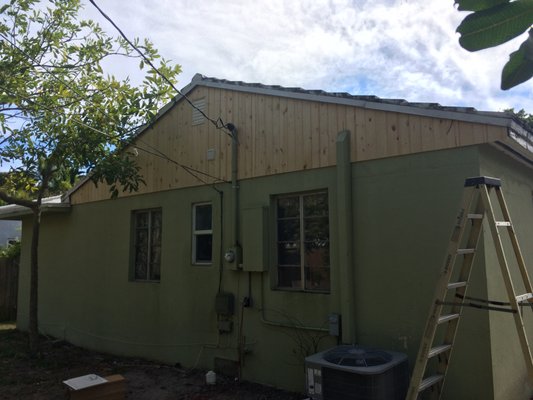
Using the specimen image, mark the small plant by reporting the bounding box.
[0,240,21,260]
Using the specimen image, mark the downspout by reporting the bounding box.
[336,130,356,344]
[227,123,241,262]
[227,123,245,377]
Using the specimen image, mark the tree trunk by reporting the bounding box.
[28,207,41,353]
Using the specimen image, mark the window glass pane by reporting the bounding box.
[305,266,330,291]
[304,193,328,217]
[136,212,148,228]
[304,217,329,242]
[278,266,302,289]
[277,197,299,218]
[150,246,161,280]
[151,220,162,248]
[195,234,213,262]
[278,242,300,266]
[152,210,162,230]
[304,242,330,268]
[133,209,162,281]
[135,229,148,279]
[195,204,212,230]
[276,191,330,292]
[277,218,300,241]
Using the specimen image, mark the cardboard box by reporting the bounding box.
[64,374,126,400]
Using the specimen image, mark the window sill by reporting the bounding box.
[273,287,330,294]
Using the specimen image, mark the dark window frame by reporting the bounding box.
[275,191,330,293]
[131,208,162,282]
[192,202,213,265]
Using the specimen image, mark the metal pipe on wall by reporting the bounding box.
[336,130,356,344]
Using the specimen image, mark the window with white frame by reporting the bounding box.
[276,191,330,292]
[192,203,213,264]
[132,208,162,281]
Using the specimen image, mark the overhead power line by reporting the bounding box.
[0,28,228,187]
[88,0,233,138]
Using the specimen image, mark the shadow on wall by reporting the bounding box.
[0,256,18,322]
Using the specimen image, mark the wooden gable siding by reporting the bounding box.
[71,86,507,204]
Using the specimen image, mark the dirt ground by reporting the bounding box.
[0,324,304,400]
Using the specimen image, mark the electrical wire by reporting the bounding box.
[0,31,228,187]
[88,0,234,138]
[1,86,226,188]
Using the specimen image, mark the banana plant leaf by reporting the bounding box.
[457,0,533,51]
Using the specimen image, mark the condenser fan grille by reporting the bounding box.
[323,346,393,367]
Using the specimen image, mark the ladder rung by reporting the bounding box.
[467,213,483,219]
[428,344,452,359]
[457,248,475,255]
[496,221,511,227]
[447,281,467,290]
[419,374,445,392]
[438,313,460,324]
[516,293,533,303]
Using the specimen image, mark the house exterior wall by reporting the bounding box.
[479,145,533,400]
[17,145,505,398]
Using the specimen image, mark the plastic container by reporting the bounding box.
[205,370,216,385]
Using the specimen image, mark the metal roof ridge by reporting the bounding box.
[191,74,514,128]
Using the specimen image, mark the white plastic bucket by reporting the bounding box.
[205,370,216,385]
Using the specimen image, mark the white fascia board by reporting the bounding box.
[0,197,70,220]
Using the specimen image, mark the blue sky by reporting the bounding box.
[79,0,533,113]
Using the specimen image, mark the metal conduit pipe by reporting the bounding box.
[227,123,241,261]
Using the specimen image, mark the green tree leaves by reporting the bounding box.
[456,0,533,90]
[0,0,181,351]
[0,0,181,199]
[501,30,533,89]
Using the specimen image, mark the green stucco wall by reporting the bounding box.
[479,145,533,400]
[17,145,513,398]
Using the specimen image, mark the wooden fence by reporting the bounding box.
[0,257,18,322]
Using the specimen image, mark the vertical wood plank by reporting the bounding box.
[319,102,329,167]
[486,125,506,142]
[397,113,411,155]
[343,105,356,162]
[287,98,297,171]
[364,109,378,160]
[386,112,400,157]
[268,95,278,175]
[354,107,366,161]
[420,116,435,152]
[373,110,387,159]
[255,95,267,176]
[262,95,273,175]
[311,102,320,169]
[279,97,289,173]
[302,100,312,170]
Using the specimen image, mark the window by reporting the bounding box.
[132,209,162,281]
[193,203,213,264]
[276,191,330,292]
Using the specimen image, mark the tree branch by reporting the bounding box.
[0,188,36,209]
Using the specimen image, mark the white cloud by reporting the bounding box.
[82,0,533,112]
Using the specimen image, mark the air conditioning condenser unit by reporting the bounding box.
[305,345,408,400]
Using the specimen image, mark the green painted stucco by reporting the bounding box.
[17,143,533,398]
[479,145,533,400]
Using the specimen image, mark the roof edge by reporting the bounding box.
[0,196,70,220]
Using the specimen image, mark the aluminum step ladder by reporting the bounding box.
[405,176,533,400]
